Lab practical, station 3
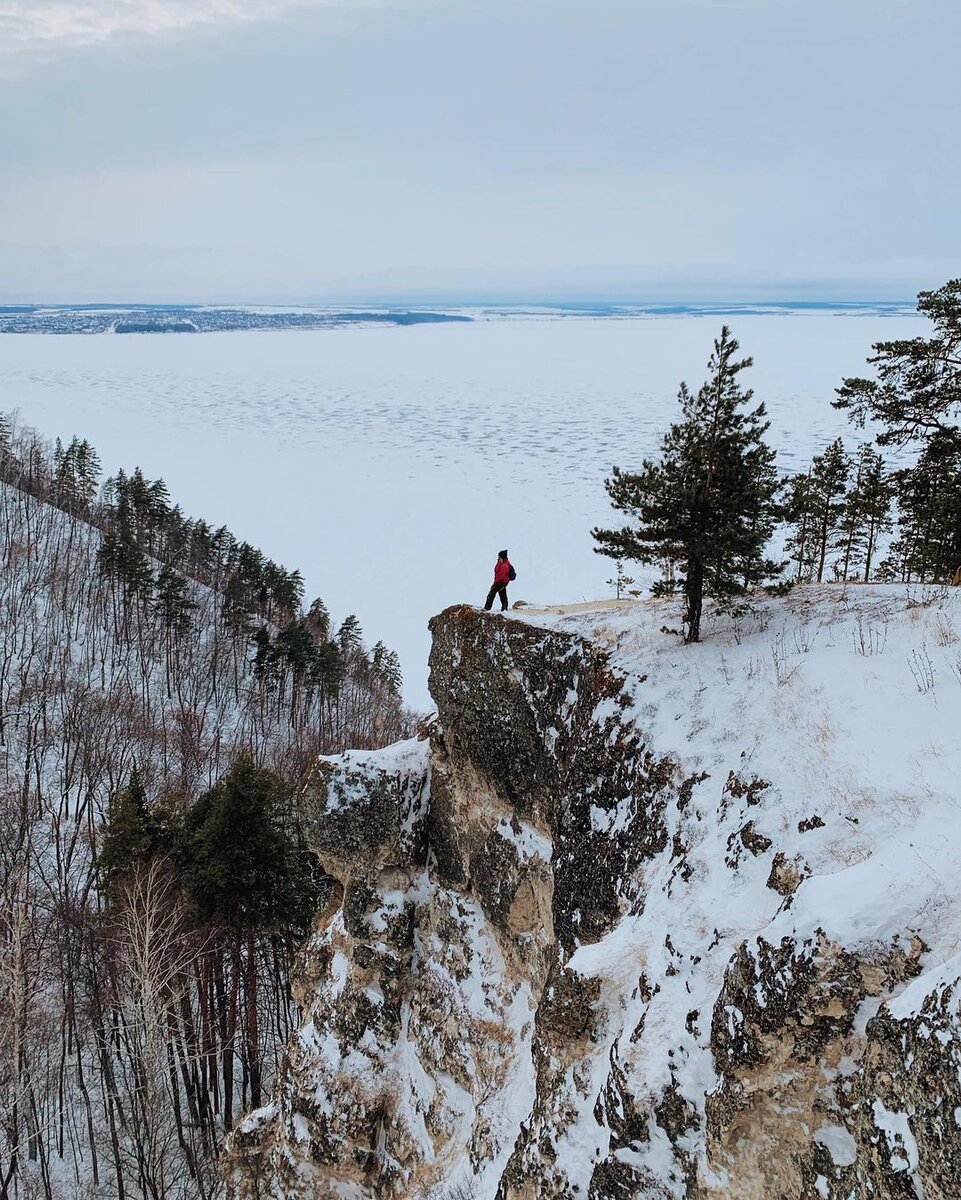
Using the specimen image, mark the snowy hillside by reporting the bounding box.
[227,584,961,1199]
[0,447,410,1200]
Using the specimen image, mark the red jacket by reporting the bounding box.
[494,558,511,585]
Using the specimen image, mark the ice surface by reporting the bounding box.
[2,310,921,707]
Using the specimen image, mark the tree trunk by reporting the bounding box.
[246,925,262,1108]
[685,560,704,643]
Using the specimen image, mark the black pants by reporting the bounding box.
[484,584,508,611]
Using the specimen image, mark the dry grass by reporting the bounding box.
[809,716,837,747]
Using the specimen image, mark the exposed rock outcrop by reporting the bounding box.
[224,589,961,1200]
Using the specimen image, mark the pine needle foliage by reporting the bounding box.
[182,755,323,938]
[837,443,893,582]
[97,766,156,896]
[835,279,961,454]
[593,326,784,642]
[835,279,961,581]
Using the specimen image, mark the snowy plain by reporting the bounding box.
[0,310,921,708]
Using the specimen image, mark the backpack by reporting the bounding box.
[508,564,517,582]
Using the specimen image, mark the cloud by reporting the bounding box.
[0,0,350,54]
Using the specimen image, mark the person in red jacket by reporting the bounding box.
[484,549,514,612]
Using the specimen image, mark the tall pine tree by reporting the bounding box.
[593,327,784,642]
[836,443,892,582]
[810,438,851,583]
[835,278,961,580]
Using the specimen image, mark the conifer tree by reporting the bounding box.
[182,756,320,933]
[835,278,961,456]
[337,615,363,656]
[593,327,784,642]
[163,504,190,564]
[309,639,342,694]
[783,440,853,583]
[153,565,196,637]
[251,624,276,683]
[97,767,157,897]
[181,756,324,1113]
[836,443,892,581]
[222,572,254,635]
[810,439,851,583]
[52,436,101,512]
[370,642,403,694]
[784,470,817,582]
[835,278,961,580]
[881,440,961,582]
[605,560,637,599]
[305,597,331,642]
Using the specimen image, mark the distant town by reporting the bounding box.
[0,305,473,334]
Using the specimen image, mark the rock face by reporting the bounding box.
[224,590,961,1199]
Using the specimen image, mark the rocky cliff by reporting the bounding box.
[224,587,961,1199]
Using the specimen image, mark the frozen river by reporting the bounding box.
[1,310,919,709]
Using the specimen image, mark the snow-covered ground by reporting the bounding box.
[506,584,961,1196]
[1,310,921,707]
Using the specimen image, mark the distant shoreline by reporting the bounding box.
[0,299,918,335]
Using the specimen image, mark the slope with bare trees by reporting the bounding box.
[0,412,413,1200]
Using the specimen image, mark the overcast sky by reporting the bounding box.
[1,0,957,303]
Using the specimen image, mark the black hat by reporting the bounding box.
[499,549,508,558]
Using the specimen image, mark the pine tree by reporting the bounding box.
[182,756,322,935]
[836,443,892,582]
[252,624,276,683]
[784,470,818,582]
[271,570,304,624]
[370,642,403,694]
[337,615,363,656]
[189,519,216,575]
[592,327,784,642]
[309,639,342,695]
[882,439,961,582]
[222,572,253,636]
[605,560,637,599]
[810,439,851,583]
[305,598,331,642]
[835,278,961,455]
[783,440,854,583]
[835,278,961,580]
[181,756,325,1112]
[97,767,157,897]
[153,565,196,637]
[54,436,100,512]
[118,532,153,598]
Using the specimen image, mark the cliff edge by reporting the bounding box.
[225,586,961,1199]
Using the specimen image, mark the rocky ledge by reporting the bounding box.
[224,589,961,1199]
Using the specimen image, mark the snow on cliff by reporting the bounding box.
[226,584,961,1200]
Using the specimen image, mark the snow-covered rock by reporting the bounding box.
[224,585,961,1199]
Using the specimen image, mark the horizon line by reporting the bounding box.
[0,296,919,310]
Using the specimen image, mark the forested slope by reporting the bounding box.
[0,413,412,1200]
